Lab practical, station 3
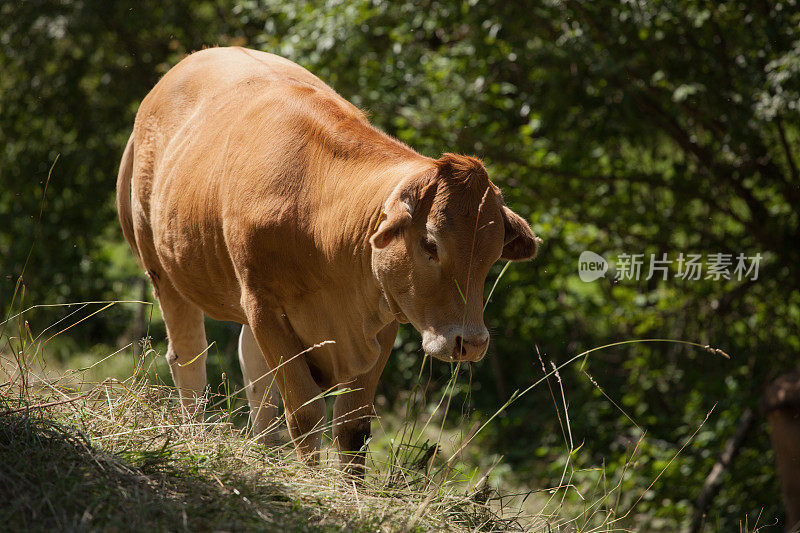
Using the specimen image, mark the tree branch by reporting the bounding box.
[775,116,799,183]
[688,407,755,533]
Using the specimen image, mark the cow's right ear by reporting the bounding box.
[370,201,413,249]
[370,169,436,250]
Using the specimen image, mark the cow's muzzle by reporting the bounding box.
[422,326,489,363]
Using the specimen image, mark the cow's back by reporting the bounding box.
[136,47,356,143]
[133,46,366,211]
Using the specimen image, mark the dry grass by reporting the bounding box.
[0,299,712,532]
[0,322,543,532]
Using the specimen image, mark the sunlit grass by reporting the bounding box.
[0,294,735,531]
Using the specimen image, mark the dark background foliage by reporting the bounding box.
[2,1,798,529]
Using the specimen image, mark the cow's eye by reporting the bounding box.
[421,238,439,262]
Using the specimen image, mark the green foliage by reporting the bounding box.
[0,0,252,310]
[2,0,799,530]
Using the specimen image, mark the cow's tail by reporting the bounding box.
[116,132,142,267]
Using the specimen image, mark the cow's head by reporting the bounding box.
[370,154,539,362]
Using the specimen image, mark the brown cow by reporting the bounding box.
[763,370,800,531]
[117,47,538,472]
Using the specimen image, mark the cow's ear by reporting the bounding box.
[370,169,436,250]
[370,201,413,249]
[500,205,540,261]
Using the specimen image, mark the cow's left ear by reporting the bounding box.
[500,205,540,261]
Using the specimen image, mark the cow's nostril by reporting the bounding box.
[454,336,467,356]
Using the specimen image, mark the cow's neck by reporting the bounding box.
[307,153,433,351]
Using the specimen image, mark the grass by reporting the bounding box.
[0,309,545,532]
[0,297,739,532]
[0,364,507,531]
[1,406,326,531]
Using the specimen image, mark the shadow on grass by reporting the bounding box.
[0,409,376,532]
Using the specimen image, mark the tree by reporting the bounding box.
[0,0,252,314]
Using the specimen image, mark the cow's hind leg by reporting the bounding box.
[157,280,209,417]
[238,324,281,443]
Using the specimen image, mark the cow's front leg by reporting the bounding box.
[333,393,373,477]
[244,301,326,464]
[333,322,397,477]
[286,391,326,464]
